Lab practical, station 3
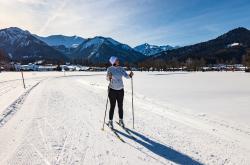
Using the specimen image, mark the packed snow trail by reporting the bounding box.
[0,73,249,165]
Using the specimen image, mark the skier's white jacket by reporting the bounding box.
[107,66,130,90]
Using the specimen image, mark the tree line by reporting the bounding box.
[1,48,250,72]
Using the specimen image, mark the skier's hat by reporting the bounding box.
[109,56,118,65]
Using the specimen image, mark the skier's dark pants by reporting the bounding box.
[108,88,124,120]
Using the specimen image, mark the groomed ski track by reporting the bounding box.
[0,72,249,165]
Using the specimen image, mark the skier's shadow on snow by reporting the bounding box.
[116,128,203,165]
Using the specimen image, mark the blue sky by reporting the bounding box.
[1,0,250,47]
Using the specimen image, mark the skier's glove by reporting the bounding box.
[108,73,112,81]
[129,71,134,78]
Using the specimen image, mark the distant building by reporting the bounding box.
[88,67,106,71]
[38,65,57,71]
[14,63,58,71]
[14,63,38,71]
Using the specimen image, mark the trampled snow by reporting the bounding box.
[0,71,249,164]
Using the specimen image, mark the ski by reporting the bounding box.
[106,123,125,143]
[115,121,137,140]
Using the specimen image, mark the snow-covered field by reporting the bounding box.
[0,71,249,165]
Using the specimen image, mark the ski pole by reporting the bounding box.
[102,81,111,130]
[131,73,135,129]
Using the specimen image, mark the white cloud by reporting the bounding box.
[17,0,48,5]
[38,0,68,34]
[0,0,157,46]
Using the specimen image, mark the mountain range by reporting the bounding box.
[34,35,86,57]
[134,43,177,56]
[71,36,145,63]
[0,26,250,65]
[151,27,250,64]
[0,27,68,64]
[0,27,148,64]
[35,35,85,48]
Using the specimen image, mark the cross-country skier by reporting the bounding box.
[106,56,134,129]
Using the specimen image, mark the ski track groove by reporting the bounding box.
[30,143,51,165]
[0,81,42,127]
[0,83,18,96]
[55,133,69,164]
[42,78,94,165]
[37,119,53,157]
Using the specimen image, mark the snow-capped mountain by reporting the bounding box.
[34,35,85,57]
[51,45,78,57]
[0,27,145,64]
[0,27,68,63]
[152,27,250,64]
[35,35,85,48]
[71,36,145,63]
[0,27,44,48]
[134,43,175,56]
